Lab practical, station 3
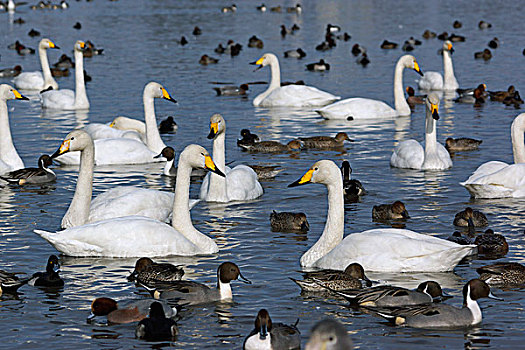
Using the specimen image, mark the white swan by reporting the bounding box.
[84,116,146,143]
[13,38,59,91]
[0,85,29,174]
[390,93,452,170]
[53,82,175,165]
[250,53,340,107]
[316,55,423,120]
[200,114,263,202]
[460,113,525,198]
[35,142,225,257]
[49,130,198,228]
[418,41,459,91]
[41,40,89,110]
[288,160,475,272]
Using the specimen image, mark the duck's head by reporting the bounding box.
[89,297,118,320]
[426,93,440,121]
[155,146,176,161]
[0,84,29,101]
[402,55,423,76]
[293,212,310,231]
[39,38,59,50]
[406,86,415,96]
[335,132,352,142]
[289,160,340,187]
[178,144,225,177]
[343,263,371,284]
[254,309,272,339]
[217,262,251,285]
[51,129,93,158]
[443,40,454,54]
[463,279,502,306]
[207,113,226,139]
[73,40,85,52]
[144,82,177,104]
[46,254,61,274]
[392,200,409,219]
[417,281,451,301]
[38,155,53,169]
[148,301,167,319]
[305,318,353,350]
[250,53,277,71]
[127,257,154,281]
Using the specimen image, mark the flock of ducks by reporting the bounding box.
[1,1,525,349]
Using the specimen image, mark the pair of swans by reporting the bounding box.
[289,160,475,272]
[0,85,29,174]
[200,114,263,202]
[390,93,453,170]
[14,38,59,91]
[316,55,423,120]
[35,130,225,257]
[54,82,174,165]
[250,53,340,107]
[418,40,459,91]
[461,113,525,198]
[41,40,90,110]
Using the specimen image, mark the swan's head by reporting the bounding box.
[144,82,177,104]
[289,160,340,187]
[443,40,454,53]
[51,129,93,158]
[401,55,423,76]
[207,113,226,139]
[39,38,60,50]
[74,40,85,52]
[0,84,29,101]
[250,53,277,71]
[178,144,225,177]
[426,93,440,120]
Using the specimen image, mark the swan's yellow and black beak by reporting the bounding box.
[109,121,115,128]
[51,139,71,158]
[447,43,454,53]
[431,103,439,120]
[49,40,60,50]
[204,154,225,177]
[12,89,29,100]
[161,87,177,104]
[250,56,265,72]
[413,60,424,76]
[288,168,314,187]
[207,122,218,139]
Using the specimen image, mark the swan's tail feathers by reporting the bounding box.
[34,229,103,256]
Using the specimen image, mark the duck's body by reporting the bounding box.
[289,160,475,272]
[238,140,302,153]
[461,113,525,198]
[248,165,282,179]
[291,263,370,292]
[305,319,353,350]
[135,302,178,340]
[0,85,28,175]
[270,211,309,233]
[251,53,339,107]
[445,137,482,152]
[453,207,488,227]
[28,255,64,287]
[0,269,30,295]
[299,132,351,149]
[243,309,301,350]
[0,65,22,78]
[214,84,248,96]
[489,86,516,102]
[284,48,306,59]
[127,257,184,287]
[418,41,458,91]
[477,263,525,286]
[317,55,422,119]
[406,86,425,108]
[474,229,509,257]
[372,201,409,221]
[0,155,55,185]
[89,297,178,324]
[14,38,58,91]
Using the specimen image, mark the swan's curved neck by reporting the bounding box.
[393,59,410,116]
[424,109,437,158]
[511,116,525,163]
[74,49,89,109]
[208,132,228,201]
[254,58,281,106]
[62,142,94,228]
[442,51,458,89]
[0,98,23,170]
[39,46,57,90]
[301,174,345,267]
[143,93,166,154]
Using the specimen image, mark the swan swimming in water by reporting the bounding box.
[418,41,459,91]
[13,38,59,91]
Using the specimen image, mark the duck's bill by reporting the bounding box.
[50,139,70,158]
[126,271,137,281]
[53,265,61,273]
[238,272,252,284]
[288,169,313,187]
[433,292,453,302]
[488,291,503,301]
[402,210,410,219]
[259,324,268,339]
[204,155,225,177]
[87,312,96,322]
[153,152,163,159]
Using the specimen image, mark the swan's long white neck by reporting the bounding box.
[301,168,345,267]
[442,50,458,90]
[393,58,411,116]
[62,140,94,228]
[143,92,166,154]
[39,45,58,90]
[74,48,89,109]
[424,108,437,159]
[511,114,525,164]
[208,130,228,201]
[0,98,24,170]
[253,55,281,106]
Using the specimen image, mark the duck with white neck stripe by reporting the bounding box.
[243,309,301,350]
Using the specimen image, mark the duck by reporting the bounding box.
[454,86,485,104]
[284,48,306,59]
[390,93,453,170]
[250,53,340,107]
[88,297,179,324]
[448,33,465,42]
[373,279,502,329]
[288,160,475,272]
[305,318,353,350]
[238,139,303,153]
[127,257,184,287]
[149,262,251,305]
[287,3,302,13]
[155,147,206,179]
[0,65,22,77]
[270,5,281,12]
[489,85,516,102]
[50,67,69,77]
[35,142,225,257]
[0,269,30,295]
[244,309,301,350]
[474,48,492,61]
[248,165,282,179]
[453,20,462,28]
[28,28,40,37]
[474,229,509,257]
[335,32,351,41]
[477,262,525,286]
[422,30,436,39]
[316,39,336,52]
[54,82,175,165]
[372,201,409,221]
[407,37,422,46]
[381,40,398,49]
[488,37,499,49]
[402,41,414,52]
[256,3,266,12]
[135,301,178,340]
[200,114,263,202]
[199,54,218,65]
[158,116,177,133]
[221,4,236,13]
[355,53,370,67]
[405,86,425,108]
[270,211,309,233]
[503,91,524,106]
[213,84,248,96]
[248,35,264,49]
[53,54,74,69]
[478,20,492,29]
[178,36,188,46]
[453,207,488,227]
[300,132,351,149]
[316,55,423,120]
[72,21,81,29]
[418,41,458,91]
[237,129,260,147]
[290,263,370,292]
[437,32,449,40]
[41,41,89,110]
[460,113,525,198]
[445,137,482,152]
[341,160,365,200]
[0,154,56,185]
[326,24,341,33]
[447,231,473,246]
[306,59,330,72]
[192,26,201,35]
[0,85,28,175]
[13,38,59,91]
[28,255,64,287]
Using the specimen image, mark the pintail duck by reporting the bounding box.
[380,40,398,49]
[341,161,365,201]
[373,279,502,329]
[453,207,488,227]
[155,146,206,178]
[0,269,30,295]
[445,137,482,152]
[305,318,353,350]
[284,48,306,59]
[214,84,248,96]
[299,132,351,149]
[244,309,301,350]
[477,262,525,286]
[489,85,516,102]
[199,54,219,65]
[237,129,260,147]
[405,86,425,108]
[270,211,309,233]
[158,116,177,133]
[0,155,56,185]
[127,257,184,288]
[474,229,509,257]
[291,263,370,292]
[88,297,179,324]
[372,201,409,221]
[28,255,64,287]
[239,140,303,153]
[306,59,330,72]
[149,262,251,305]
[135,301,178,340]
[0,65,22,77]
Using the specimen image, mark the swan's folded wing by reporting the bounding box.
[317,98,396,120]
[14,72,44,90]
[264,85,339,107]
[417,71,443,90]
[41,89,75,109]
[225,165,263,201]
[390,140,424,169]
